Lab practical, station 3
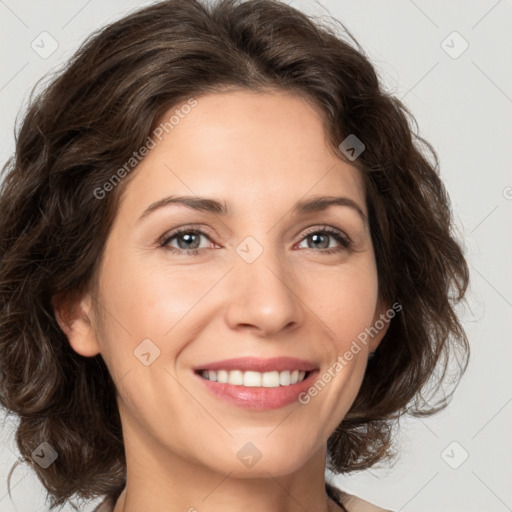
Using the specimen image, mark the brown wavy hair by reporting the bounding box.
[0,0,469,509]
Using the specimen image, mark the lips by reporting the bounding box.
[192,357,320,410]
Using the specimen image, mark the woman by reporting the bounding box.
[0,1,469,511]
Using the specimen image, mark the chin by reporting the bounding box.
[204,443,315,479]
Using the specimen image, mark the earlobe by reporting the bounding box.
[52,292,101,357]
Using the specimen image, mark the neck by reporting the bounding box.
[114,481,339,512]
[113,433,336,512]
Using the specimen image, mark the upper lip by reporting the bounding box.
[193,356,319,373]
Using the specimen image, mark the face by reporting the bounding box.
[59,89,388,479]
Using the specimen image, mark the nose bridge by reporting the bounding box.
[224,234,303,334]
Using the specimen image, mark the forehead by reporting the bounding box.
[119,90,365,217]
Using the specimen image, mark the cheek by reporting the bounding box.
[94,249,228,376]
[304,258,379,348]
[95,247,183,338]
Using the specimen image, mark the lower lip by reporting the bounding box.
[194,370,319,410]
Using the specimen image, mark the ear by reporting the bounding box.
[368,298,393,353]
[52,291,101,357]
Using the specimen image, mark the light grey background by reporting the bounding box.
[1,1,511,511]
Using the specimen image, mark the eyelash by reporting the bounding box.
[159,225,352,256]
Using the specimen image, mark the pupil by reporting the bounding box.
[179,233,200,250]
[310,233,328,249]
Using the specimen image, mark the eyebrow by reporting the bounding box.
[137,194,367,224]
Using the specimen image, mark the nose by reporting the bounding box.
[223,244,304,337]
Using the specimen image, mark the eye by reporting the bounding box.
[160,225,352,256]
[296,226,352,255]
[160,228,213,255]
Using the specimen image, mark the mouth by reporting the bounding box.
[192,357,319,410]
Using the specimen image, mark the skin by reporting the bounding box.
[55,89,389,512]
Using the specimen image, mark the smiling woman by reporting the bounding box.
[0,1,469,512]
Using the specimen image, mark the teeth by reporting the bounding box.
[200,369,308,387]
[279,370,291,386]
[244,371,261,387]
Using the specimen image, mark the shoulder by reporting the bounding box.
[91,495,115,512]
[326,482,394,512]
[341,492,394,512]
